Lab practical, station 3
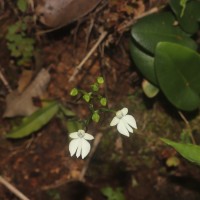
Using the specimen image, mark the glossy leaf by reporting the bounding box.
[161,138,200,165]
[130,41,157,85]
[131,12,197,54]
[6,102,59,139]
[155,42,200,111]
[170,0,200,34]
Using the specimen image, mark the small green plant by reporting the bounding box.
[101,187,126,200]
[69,76,108,125]
[6,1,35,66]
[130,0,200,165]
[5,77,137,159]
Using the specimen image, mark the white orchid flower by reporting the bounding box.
[110,108,137,137]
[69,129,94,159]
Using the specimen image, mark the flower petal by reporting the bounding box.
[69,138,79,156]
[110,116,120,126]
[121,107,128,116]
[84,133,94,140]
[75,139,82,158]
[117,120,130,137]
[81,139,91,159]
[122,118,133,133]
[69,132,78,139]
[123,115,137,129]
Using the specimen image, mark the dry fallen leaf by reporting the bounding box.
[3,68,51,117]
[36,0,102,28]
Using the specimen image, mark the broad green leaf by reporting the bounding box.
[131,12,197,54]
[6,102,59,139]
[17,0,28,12]
[161,138,200,165]
[142,79,159,98]
[130,41,157,85]
[170,0,200,34]
[155,42,200,111]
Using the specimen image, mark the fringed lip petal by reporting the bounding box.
[81,140,91,159]
[123,115,137,129]
[69,138,80,156]
[117,120,130,137]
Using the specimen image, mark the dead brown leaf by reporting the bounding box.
[3,68,50,117]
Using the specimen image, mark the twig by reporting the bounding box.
[68,31,108,83]
[178,111,196,144]
[117,6,164,33]
[0,176,30,200]
[0,68,12,93]
[79,133,103,181]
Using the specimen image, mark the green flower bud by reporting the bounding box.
[70,88,78,96]
[83,93,91,102]
[100,97,107,106]
[97,76,104,84]
[91,83,99,92]
[92,111,100,123]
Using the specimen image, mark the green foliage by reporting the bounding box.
[130,3,200,111]
[131,12,196,54]
[179,0,189,17]
[155,42,200,111]
[5,102,76,139]
[101,187,126,200]
[170,0,200,34]
[161,138,200,165]
[6,19,35,66]
[46,190,61,200]
[17,0,28,13]
[66,120,83,133]
[70,76,108,126]
[6,102,59,139]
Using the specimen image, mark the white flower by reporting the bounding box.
[110,108,137,137]
[69,129,94,159]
